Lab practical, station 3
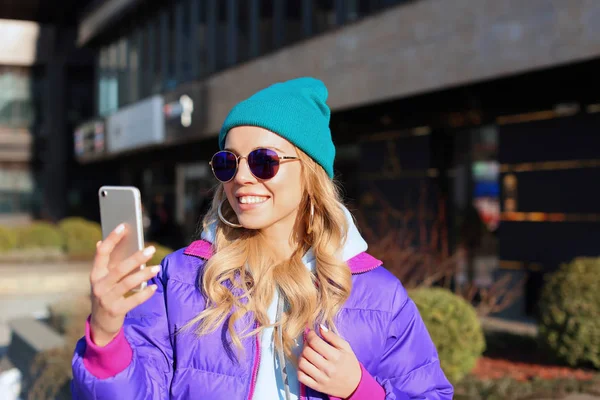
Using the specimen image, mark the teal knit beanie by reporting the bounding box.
[219,77,335,178]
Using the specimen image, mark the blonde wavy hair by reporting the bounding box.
[183,148,352,361]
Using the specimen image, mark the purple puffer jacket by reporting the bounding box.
[72,239,453,399]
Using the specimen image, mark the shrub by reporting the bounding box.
[17,222,64,249]
[58,217,102,259]
[538,257,600,369]
[410,287,486,383]
[0,226,17,252]
[148,242,174,266]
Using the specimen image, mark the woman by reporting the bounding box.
[72,77,453,399]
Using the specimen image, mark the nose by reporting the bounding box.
[233,157,256,185]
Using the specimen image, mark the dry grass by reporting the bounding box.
[353,187,523,317]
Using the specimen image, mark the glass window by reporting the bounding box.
[118,37,128,107]
[192,0,207,78]
[0,66,36,128]
[216,1,227,70]
[97,48,108,116]
[204,0,217,73]
[159,9,169,91]
[166,6,177,90]
[226,0,239,66]
[234,1,248,63]
[0,167,34,214]
[89,0,406,118]
[259,1,275,56]
[151,16,162,94]
[344,0,381,22]
[246,0,260,58]
[313,0,336,34]
[140,23,149,99]
[283,1,303,46]
[107,43,119,113]
[129,30,140,103]
[176,0,192,81]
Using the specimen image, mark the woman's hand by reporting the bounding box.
[298,325,362,399]
[89,224,160,346]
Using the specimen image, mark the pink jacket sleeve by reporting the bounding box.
[329,363,387,400]
[82,316,133,379]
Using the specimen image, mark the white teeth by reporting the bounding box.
[239,196,268,204]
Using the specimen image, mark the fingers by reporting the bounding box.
[103,245,156,287]
[298,370,319,391]
[301,344,328,371]
[319,324,349,350]
[100,284,158,319]
[94,224,125,268]
[91,224,125,282]
[305,329,336,360]
[104,265,161,304]
[93,261,159,304]
[121,283,158,311]
[298,355,326,383]
[92,245,156,299]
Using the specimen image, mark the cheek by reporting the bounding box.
[223,183,236,202]
[272,182,302,208]
[269,166,303,210]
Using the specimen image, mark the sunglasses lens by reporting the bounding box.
[211,151,237,182]
[248,148,280,180]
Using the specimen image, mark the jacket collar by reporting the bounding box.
[185,204,381,274]
[183,239,382,275]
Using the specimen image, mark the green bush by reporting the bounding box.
[538,257,600,369]
[58,217,102,259]
[454,375,600,400]
[17,222,64,249]
[0,226,17,252]
[410,287,486,383]
[148,242,173,266]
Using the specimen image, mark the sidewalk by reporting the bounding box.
[0,262,90,295]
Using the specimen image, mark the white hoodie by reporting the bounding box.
[201,205,368,400]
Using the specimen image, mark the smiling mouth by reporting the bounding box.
[238,196,269,205]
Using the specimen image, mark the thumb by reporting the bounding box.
[319,324,347,350]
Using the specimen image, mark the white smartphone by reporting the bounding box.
[98,185,147,292]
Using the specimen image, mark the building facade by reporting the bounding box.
[0,0,98,224]
[75,0,600,320]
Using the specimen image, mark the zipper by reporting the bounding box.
[245,255,380,400]
[247,321,261,400]
[351,263,381,275]
[347,252,383,275]
[300,328,309,400]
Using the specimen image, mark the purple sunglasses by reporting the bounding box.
[209,148,300,182]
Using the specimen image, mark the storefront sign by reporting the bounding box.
[106,95,165,154]
[164,94,194,128]
[163,83,206,142]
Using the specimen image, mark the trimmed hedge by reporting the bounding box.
[17,222,64,249]
[411,287,486,383]
[0,225,17,252]
[58,217,102,259]
[538,257,600,369]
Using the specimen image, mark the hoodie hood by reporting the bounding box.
[200,204,368,263]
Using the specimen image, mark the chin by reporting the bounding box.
[237,214,272,230]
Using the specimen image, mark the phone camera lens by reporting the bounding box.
[101,190,107,197]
